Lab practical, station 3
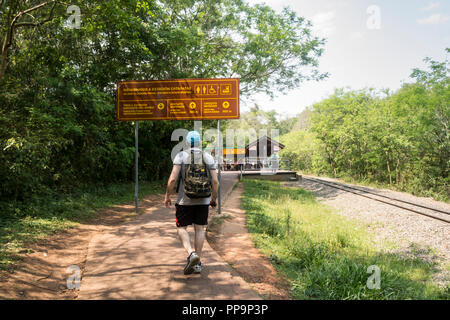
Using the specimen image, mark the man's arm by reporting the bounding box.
[165,165,181,208]
[209,169,219,206]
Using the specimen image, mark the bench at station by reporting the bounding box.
[240,170,299,181]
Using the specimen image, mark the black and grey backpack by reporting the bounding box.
[183,150,212,199]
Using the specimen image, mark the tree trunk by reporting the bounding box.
[0,50,7,81]
[325,144,336,177]
[0,19,11,82]
[387,159,392,187]
[395,158,400,186]
[0,1,59,82]
[386,151,392,187]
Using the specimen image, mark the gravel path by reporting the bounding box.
[290,175,450,288]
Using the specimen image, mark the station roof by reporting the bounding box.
[245,135,285,150]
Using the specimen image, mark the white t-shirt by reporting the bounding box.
[173,148,216,205]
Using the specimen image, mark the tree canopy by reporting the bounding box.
[0,0,326,201]
[278,52,449,200]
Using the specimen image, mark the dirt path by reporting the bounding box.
[77,172,262,299]
[1,172,287,300]
[207,183,292,300]
[0,194,163,299]
[78,204,260,299]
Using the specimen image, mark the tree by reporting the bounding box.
[0,0,63,81]
[0,0,328,201]
[295,50,449,199]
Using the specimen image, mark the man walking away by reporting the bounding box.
[164,131,219,275]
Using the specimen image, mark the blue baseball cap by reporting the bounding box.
[186,131,201,147]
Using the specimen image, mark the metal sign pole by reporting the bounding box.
[116,79,240,214]
[217,120,221,215]
[135,121,139,213]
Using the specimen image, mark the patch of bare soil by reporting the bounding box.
[0,194,164,300]
[207,184,292,300]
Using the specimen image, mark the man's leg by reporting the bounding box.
[194,224,206,258]
[177,226,194,255]
[178,225,200,275]
[175,205,200,275]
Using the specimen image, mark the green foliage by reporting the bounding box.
[0,0,325,203]
[242,180,449,300]
[0,180,165,271]
[279,129,329,173]
[278,52,448,200]
[223,105,281,146]
[222,104,305,149]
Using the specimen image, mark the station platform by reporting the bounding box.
[238,170,299,181]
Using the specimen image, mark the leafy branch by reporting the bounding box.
[1,0,61,81]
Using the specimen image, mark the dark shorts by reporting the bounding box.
[175,204,209,227]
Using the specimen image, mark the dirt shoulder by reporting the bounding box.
[207,183,292,300]
[0,175,289,300]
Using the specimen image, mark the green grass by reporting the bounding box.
[0,181,165,271]
[242,179,449,300]
[207,213,232,232]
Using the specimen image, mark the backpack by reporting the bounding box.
[183,150,212,199]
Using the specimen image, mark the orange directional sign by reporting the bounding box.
[116,78,240,121]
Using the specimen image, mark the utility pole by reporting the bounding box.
[135,121,139,213]
[217,120,221,214]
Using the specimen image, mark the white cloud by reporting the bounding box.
[312,11,336,37]
[421,2,440,11]
[417,13,449,25]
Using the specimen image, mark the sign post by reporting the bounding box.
[116,78,240,214]
[116,78,240,121]
[217,120,222,215]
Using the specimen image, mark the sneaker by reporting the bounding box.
[184,252,200,275]
[193,262,202,274]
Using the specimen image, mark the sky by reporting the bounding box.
[242,0,450,117]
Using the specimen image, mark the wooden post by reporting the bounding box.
[135,121,139,213]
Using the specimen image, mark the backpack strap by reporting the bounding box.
[189,149,207,165]
[189,149,211,177]
[189,150,194,165]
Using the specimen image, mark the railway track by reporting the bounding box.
[301,176,450,224]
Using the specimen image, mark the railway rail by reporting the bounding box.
[301,176,450,224]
